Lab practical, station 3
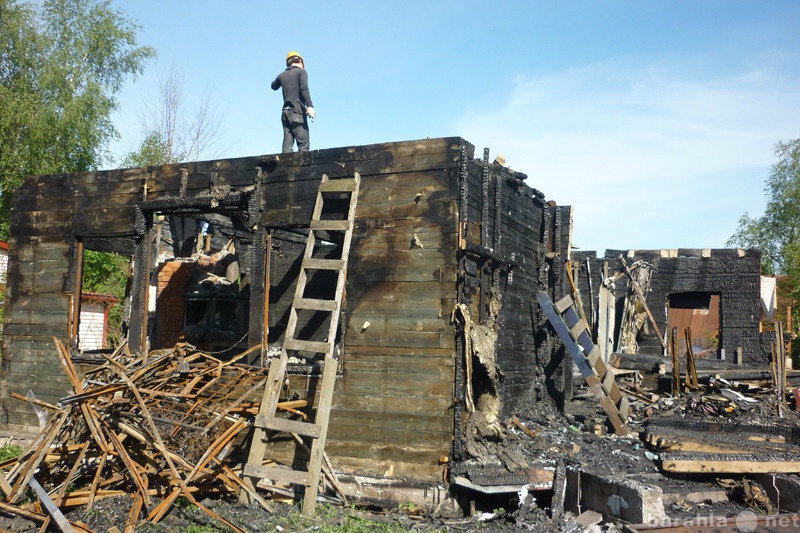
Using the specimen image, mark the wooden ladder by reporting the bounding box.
[536,291,630,436]
[242,172,360,514]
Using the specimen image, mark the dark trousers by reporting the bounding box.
[281,108,309,152]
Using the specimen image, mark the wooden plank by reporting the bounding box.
[303,258,344,271]
[353,231,459,253]
[661,454,800,474]
[343,350,455,368]
[569,319,587,340]
[538,292,594,378]
[554,295,574,314]
[310,220,350,231]
[333,392,453,413]
[242,464,311,487]
[293,297,338,312]
[8,296,71,313]
[318,179,358,193]
[6,310,70,326]
[329,409,453,433]
[28,477,77,533]
[349,255,457,275]
[347,329,454,350]
[253,415,321,438]
[302,355,338,513]
[284,338,330,354]
[342,365,451,386]
[345,345,453,357]
[338,375,453,397]
[324,441,450,464]
[348,296,453,318]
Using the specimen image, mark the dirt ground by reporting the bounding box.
[0,493,581,532]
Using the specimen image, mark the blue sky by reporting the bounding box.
[107,1,800,253]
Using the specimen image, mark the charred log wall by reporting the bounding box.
[254,138,463,481]
[1,136,573,485]
[1,161,261,427]
[453,146,572,466]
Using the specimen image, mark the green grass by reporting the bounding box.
[274,505,446,533]
[186,526,220,533]
[0,443,23,462]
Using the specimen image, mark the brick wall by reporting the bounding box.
[154,261,193,349]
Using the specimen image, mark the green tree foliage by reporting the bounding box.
[82,249,130,347]
[728,138,800,328]
[82,250,129,299]
[121,130,171,167]
[0,0,155,239]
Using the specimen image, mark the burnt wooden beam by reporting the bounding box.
[462,241,517,269]
[247,228,268,359]
[481,147,490,250]
[127,209,152,355]
[492,163,503,292]
[179,167,188,197]
[139,189,252,214]
[68,240,84,348]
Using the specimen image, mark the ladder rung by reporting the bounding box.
[302,258,345,271]
[602,370,615,395]
[554,295,574,314]
[254,415,321,438]
[586,347,600,367]
[293,297,338,312]
[310,220,351,231]
[569,319,587,340]
[318,179,357,193]
[243,464,311,487]
[594,354,608,379]
[619,396,630,420]
[284,338,331,354]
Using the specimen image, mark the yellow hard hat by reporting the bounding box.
[286,51,302,63]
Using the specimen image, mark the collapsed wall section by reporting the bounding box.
[451,147,573,472]
[572,249,763,364]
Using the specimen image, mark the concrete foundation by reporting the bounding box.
[565,468,666,524]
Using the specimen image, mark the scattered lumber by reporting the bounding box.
[661,452,800,474]
[0,339,337,531]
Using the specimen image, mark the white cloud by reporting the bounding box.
[456,59,800,251]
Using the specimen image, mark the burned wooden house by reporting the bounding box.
[0,137,574,505]
[572,248,764,365]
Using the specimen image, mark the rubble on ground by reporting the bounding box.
[2,333,800,532]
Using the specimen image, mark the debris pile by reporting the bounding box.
[0,339,274,533]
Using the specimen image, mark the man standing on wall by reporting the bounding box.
[271,51,315,153]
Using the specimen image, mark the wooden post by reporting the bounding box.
[70,240,84,347]
[128,213,153,356]
[683,327,698,389]
[670,327,680,397]
[586,258,594,332]
[565,260,590,334]
[261,231,272,368]
[778,322,788,417]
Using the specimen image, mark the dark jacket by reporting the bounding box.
[271,66,313,114]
